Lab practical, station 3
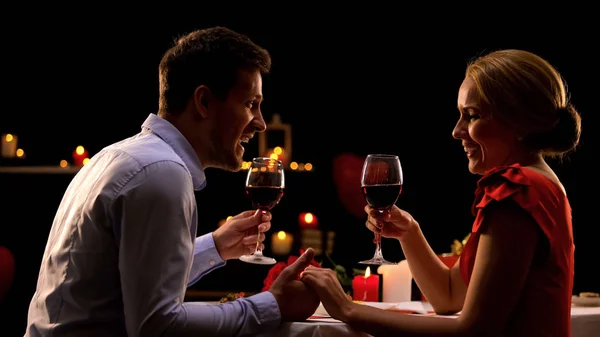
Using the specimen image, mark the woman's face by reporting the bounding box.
[452,77,521,175]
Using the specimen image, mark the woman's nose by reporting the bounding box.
[452,120,466,140]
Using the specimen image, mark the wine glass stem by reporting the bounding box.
[373,209,385,258]
[254,209,267,255]
[373,229,384,259]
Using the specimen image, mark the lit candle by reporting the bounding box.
[352,266,379,302]
[1,134,17,158]
[271,231,293,256]
[377,260,413,302]
[299,212,318,229]
[72,145,89,166]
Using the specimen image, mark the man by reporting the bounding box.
[25,26,319,336]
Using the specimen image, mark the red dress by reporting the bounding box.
[459,164,575,337]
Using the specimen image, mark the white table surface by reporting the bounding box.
[254,302,600,337]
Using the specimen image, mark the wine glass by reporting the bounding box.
[359,154,403,265]
[239,157,285,265]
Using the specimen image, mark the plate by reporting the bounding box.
[572,295,600,307]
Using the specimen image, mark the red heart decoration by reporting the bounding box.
[332,153,367,219]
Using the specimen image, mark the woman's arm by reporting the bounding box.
[399,225,467,314]
[365,206,467,314]
[304,199,538,336]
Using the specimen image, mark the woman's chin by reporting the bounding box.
[468,161,486,175]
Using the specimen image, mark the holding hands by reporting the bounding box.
[300,265,354,321]
[269,248,321,321]
[212,209,271,260]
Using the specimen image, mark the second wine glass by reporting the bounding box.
[239,157,285,265]
[360,154,403,265]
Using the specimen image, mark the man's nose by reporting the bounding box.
[254,113,267,133]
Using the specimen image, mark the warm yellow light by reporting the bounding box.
[60,160,68,168]
[365,266,371,278]
[269,153,278,160]
[277,231,286,240]
[226,216,233,221]
[16,149,24,157]
[304,213,314,224]
[76,146,85,155]
[5,134,13,142]
[83,158,90,165]
[290,162,298,170]
[304,163,313,171]
[273,146,283,155]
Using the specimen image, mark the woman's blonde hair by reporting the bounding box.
[466,49,581,158]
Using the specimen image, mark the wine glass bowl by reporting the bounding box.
[239,157,284,265]
[360,154,403,265]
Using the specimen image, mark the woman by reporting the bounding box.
[301,49,582,336]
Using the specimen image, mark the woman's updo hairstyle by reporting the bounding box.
[466,49,582,158]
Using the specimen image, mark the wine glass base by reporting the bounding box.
[240,254,277,265]
[359,257,396,265]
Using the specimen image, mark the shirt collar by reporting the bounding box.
[141,113,206,190]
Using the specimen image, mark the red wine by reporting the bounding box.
[245,186,284,210]
[362,184,402,210]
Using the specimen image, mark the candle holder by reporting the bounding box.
[1,134,18,158]
[299,228,322,256]
[72,145,89,167]
[271,231,293,256]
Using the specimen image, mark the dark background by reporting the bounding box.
[1,9,598,335]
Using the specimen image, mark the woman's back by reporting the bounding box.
[461,164,574,336]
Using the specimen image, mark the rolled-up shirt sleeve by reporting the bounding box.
[114,161,280,337]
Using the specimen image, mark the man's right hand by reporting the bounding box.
[268,248,321,322]
[212,209,271,260]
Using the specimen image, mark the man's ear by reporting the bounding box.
[193,85,211,118]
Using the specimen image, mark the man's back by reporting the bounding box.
[25,129,191,337]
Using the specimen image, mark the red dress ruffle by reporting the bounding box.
[459,163,574,336]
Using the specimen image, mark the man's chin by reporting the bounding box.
[222,156,243,172]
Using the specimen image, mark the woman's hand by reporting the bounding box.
[365,205,419,242]
[300,266,354,321]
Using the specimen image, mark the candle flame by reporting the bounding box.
[365,266,371,278]
[76,146,85,155]
[303,213,314,224]
[277,231,286,240]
